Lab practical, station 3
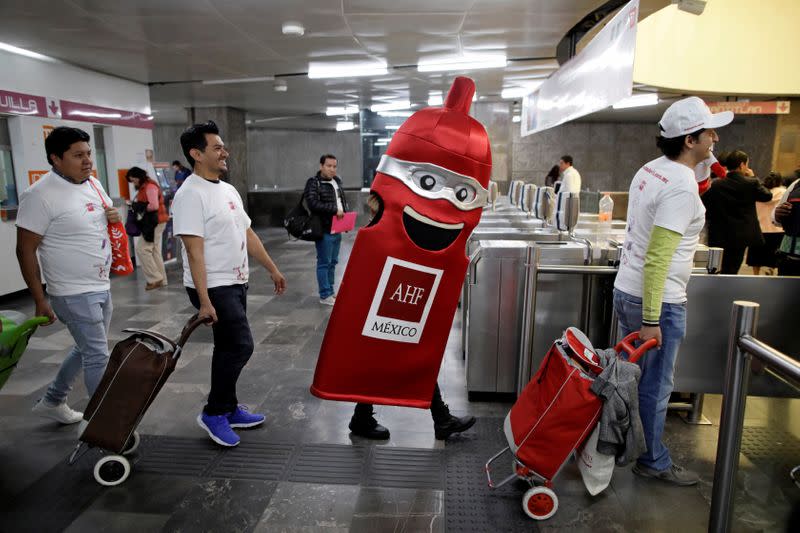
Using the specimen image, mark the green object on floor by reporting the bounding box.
[0,311,50,391]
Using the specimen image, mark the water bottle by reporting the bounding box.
[598,193,613,243]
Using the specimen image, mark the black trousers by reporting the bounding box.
[778,254,800,276]
[720,245,747,275]
[187,284,254,415]
[354,382,449,423]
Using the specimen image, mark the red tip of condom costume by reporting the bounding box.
[310,77,492,408]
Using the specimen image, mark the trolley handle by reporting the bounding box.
[614,332,658,364]
[176,314,213,348]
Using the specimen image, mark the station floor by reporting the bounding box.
[0,227,798,532]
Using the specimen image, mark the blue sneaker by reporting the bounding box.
[227,405,266,428]
[197,412,240,447]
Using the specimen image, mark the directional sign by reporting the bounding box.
[46,97,61,118]
[706,101,791,115]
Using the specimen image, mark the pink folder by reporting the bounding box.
[331,211,357,234]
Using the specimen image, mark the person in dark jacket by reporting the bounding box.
[304,154,349,305]
[702,150,773,274]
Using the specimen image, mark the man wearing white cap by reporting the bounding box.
[613,97,733,485]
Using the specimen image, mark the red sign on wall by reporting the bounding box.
[0,90,47,117]
[706,101,791,115]
[0,88,153,129]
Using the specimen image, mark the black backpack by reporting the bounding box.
[283,194,323,241]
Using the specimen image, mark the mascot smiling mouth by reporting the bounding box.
[402,206,464,251]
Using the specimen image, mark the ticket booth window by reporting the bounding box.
[0,117,17,208]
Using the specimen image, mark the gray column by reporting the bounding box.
[190,106,249,206]
[472,101,512,191]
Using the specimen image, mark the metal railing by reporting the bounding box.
[709,301,800,533]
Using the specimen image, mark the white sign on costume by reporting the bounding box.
[521,0,640,136]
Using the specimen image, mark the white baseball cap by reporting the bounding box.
[659,96,734,139]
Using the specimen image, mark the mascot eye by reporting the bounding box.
[454,184,476,203]
[420,175,437,190]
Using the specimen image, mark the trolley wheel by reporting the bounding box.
[93,455,131,487]
[522,486,558,520]
[122,431,140,456]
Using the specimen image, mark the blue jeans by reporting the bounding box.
[315,232,341,299]
[43,290,112,405]
[613,288,687,471]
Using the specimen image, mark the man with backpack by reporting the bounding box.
[304,154,348,306]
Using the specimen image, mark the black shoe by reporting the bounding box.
[349,413,390,440]
[632,462,699,486]
[433,414,476,440]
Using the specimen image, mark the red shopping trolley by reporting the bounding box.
[485,328,657,520]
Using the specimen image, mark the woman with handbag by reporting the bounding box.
[127,167,170,290]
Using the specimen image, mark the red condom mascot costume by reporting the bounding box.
[311,77,491,426]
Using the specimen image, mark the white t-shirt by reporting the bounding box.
[327,178,344,212]
[171,174,251,289]
[16,171,113,296]
[561,166,582,194]
[614,156,706,303]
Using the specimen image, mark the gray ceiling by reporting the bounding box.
[0,0,619,123]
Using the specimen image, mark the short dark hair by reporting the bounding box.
[125,166,149,182]
[763,172,783,190]
[655,130,704,160]
[45,126,90,165]
[560,155,573,165]
[320,154,337,165]
[171,160,183,167]
[724,150,748,172]
[180,121,220,168]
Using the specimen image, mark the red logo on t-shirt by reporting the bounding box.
[86,202,95,212]
[229,201,236,210]
[376,266,437,323]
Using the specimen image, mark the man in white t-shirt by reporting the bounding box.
[15,126,121,425]
[614,97,733,485]
[172,120,286,447]
[557,154,581,194]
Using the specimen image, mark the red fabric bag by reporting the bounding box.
[89,180,134,276]
[505,341,602,480]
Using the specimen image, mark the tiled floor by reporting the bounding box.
[0,227,798,532]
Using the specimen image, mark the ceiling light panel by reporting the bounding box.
[308,60,388,79]
[417,53,507,72]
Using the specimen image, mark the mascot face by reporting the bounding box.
[373,156,487,251]
[370,76,492,254]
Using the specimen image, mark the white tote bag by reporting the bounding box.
[576,424,615,496]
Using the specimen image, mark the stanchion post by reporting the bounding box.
[709,301,759,533]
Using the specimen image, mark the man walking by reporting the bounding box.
[16,126,120,424]
[172,120,286,447]
[305,154,347,305]
[614,97,733,485]
[557,155,581,194]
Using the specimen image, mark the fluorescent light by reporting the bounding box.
[308,60,387,79]
[612,93,659,109]
[0,42,55,62]
[202,76,274,85]
[512,115,521,123]
[70,110,123,119]
[371,101,410,112]
[377,137,392,142]
[374,141,389,146]
[282,21,305,36]
[326,105,359,116]
[377,110,413,118]
[336,121,355,131]
[428,92,443,106]
[385,124,402,130]
[501,82,543,99]
[418,53,506,73]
